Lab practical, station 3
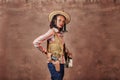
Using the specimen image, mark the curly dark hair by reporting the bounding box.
[50,14,68,32]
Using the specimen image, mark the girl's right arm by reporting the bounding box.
[33,29,54,54]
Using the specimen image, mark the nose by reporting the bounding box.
[60,22,64,26]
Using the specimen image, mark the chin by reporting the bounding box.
[57,25,63,29]
[60,26,64,28]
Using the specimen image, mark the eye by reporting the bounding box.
[62,20,65,23]
[59,19,61,22]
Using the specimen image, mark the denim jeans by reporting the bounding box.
[48,63,64,80]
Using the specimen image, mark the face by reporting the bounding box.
[56,15,66,29]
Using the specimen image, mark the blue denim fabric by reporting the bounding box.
[48,63,64,80]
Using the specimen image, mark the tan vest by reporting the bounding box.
[47,31,63,59]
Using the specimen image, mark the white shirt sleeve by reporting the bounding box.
[33,29,54,48]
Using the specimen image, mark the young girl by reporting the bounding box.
[33,11,72,80]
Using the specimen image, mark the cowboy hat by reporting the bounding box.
[49,11,71,24]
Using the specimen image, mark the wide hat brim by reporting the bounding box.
[49,11,71,24]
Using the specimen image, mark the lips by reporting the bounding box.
[60,24,63,27]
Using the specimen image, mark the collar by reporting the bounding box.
[53,28,64,34]
[53,28,59,33]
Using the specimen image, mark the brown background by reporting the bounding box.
[0,0,120,80]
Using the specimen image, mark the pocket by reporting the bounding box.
[54,61,60,72]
